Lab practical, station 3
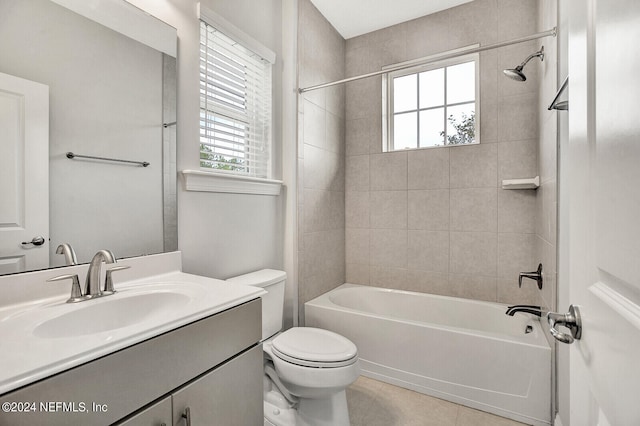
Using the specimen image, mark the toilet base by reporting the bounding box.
[264,399,297,426]
[263,380,350,426]
[296,390,350,426]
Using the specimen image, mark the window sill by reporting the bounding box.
[180,170,282,196]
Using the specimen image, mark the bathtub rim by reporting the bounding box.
[305,283,550,349]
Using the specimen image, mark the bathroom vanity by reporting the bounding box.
[0,252,265,425]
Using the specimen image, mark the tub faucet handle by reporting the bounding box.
[518,263,543,289]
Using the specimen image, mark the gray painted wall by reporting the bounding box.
[126,0,286,283]
[0,0,164,266]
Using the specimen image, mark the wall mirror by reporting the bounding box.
[0,0,177,276]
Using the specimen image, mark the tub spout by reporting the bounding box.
[506,304,542,317]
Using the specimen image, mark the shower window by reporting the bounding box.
[199,17,275,178]
[384,53,479,151]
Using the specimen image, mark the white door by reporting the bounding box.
[0,72,49,275]
[564,0,640,424]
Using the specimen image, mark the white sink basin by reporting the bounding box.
[0,271,266,395]
[33,291,191,338]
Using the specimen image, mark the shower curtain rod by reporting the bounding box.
[298,27,557,94]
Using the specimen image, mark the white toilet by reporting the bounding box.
[227,269,360,426]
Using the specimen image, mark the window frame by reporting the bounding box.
[198,5,276,179]
[383,52,480,152]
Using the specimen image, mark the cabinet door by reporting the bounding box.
[172,345,263,426]
[115,396,171,426]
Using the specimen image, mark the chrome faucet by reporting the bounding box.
[518,263,543,289]
[55,243,78,266]
[85,249,116,298]
[505,304,543,317]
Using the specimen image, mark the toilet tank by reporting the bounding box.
[226,269,286,340]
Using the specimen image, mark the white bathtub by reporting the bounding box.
[305,284,551,425]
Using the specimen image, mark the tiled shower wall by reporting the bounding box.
[344,0,544,304]
[297,0,346,321]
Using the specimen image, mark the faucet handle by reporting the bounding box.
[104,266,130,294]
[518,263,543,289]
[47,274,83,303]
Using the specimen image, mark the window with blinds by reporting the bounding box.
[199,20,272,178]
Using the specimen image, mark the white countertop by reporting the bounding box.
[0,253,264,395]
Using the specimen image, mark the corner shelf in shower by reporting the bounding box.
[501,176,540,190]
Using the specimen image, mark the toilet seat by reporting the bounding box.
[271,327,358,368]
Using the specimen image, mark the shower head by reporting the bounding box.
[503,46,545,82]
[503,66,527,81]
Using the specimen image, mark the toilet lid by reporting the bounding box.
[271,327,358,368]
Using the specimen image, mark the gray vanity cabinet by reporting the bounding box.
[119,346,262,426]
[0,299,263,426]
[171,345,263,425]
[117,396,171,426]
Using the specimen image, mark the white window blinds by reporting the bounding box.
[199,20,272,178]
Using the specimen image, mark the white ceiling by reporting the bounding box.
[310,0,473,39]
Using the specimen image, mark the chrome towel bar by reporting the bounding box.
[66,152,150,167]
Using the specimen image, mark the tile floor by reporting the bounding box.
[346,376,529,426]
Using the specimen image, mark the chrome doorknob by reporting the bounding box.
[21,236,46,246]
[547,305,582,344]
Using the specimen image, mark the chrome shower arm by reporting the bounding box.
[518,47,545,68]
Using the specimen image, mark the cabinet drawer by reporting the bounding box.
[116,396,171,426]
[0,298,261,426]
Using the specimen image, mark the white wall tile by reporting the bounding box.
[346,228,370,265]
[370,229,408,269]
[346,190,370,229]
[370,191,408,229]
[498,189,536,233]
[450,231,497,276]
[370,151,408,190]
[346,262,370,285]
[346,154,370,191]
[346,117,372,156]
[369,265,408,289]
[497,232,535,279]
[449,273,497,302]
[450,143,498,188]
[407,148,450,190]
[450,188,498,232]
[497,139,537,183]
[303,98,325,148]
[406,269,451,295]
[408,189,450,231]
[497,93,539,142]
[407,230,449,273]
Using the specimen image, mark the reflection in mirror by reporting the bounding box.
[0,0,177,275]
